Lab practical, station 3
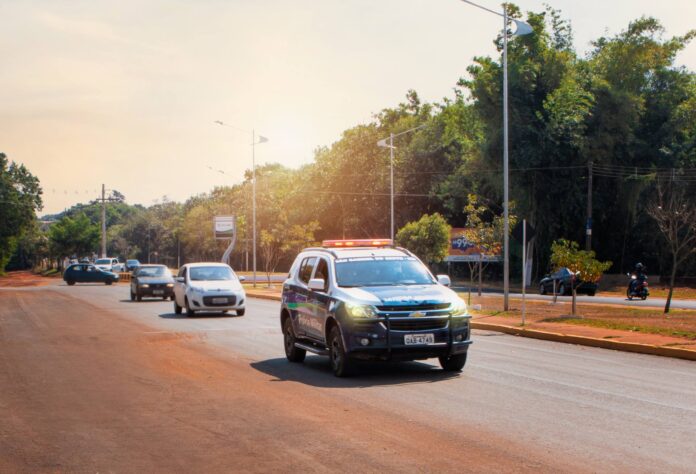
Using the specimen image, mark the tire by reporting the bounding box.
[539,284,547,295]
[641,295,647,301]
[237,308,245,316]
[558,283,566,296]
[66,280,75,286]
[283,317,306,363]
[626,288,633,300]
[170,295,175,301]
[105,280,112,286]
[588,291,596,297]
[136,292,142,302]
[185,298,195,317]
[329,326,353,377]
[174,300,182,315]
[439,352,468,372]
[130,290,135,301]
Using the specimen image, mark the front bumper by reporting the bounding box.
[343,314,472,361]
[189,292,246,311]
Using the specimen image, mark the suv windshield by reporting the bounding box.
[335,257,434,287]
[137,266,170,277]
[95,259,110,264]
[189,266,235,281]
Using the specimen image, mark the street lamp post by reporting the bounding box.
[458,0,532,310]
[215,121,268,288]
[377,124,426,241]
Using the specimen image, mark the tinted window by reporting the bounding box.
[298,257,317,284]
[335,257,434,287]
[313,258,329,290]
[95,259,110,264]
[137,266,171,277]
[189,266,235,281]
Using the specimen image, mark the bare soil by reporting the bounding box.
[0,287,580,473]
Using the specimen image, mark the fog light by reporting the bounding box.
[360,338,370,346]
[455,334,463,342]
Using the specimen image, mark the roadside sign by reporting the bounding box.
[214,216,236,240]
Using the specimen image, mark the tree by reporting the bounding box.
[396,213,451,267]
[48,213,100,266]
[647,182,696,314]
[550,239,612,316]
[463,194,517,295]
[0,153,43,273]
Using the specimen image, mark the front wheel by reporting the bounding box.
[539,284,547,295]
[329,326,354,377]
[130,290,135,301]
[439,352,467,372]
[185,298,195,317]
[626,288,633,300]
[173,299,182,315]
[283,317,306,363]
[237,308,245,316]
[66,280,75,286]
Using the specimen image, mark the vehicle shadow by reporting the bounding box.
[119,299,170,304]
[157,311,242,320]
[250,356,460,389]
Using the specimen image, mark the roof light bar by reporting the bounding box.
[322,239,393,248]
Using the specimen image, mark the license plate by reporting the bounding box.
[212,297,228,304]
[404,333,434,345]
[153,290,164,295]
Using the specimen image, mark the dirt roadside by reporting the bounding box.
[0,288,585,473]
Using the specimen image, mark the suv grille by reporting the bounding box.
[387,318,448,331]
[376,303,450,312]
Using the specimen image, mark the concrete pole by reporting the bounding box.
[101,184,106,258]
[390,133,395,241]
[252,129,257,289]
[503,7,510,311]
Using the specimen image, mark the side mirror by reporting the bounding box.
[238,276,246,282]
[308,278,326,291]
[437,275,451,287]
[176,276,185,283]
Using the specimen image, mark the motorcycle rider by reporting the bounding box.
[630,263,647,294]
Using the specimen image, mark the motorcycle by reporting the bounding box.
[626,273,649,300]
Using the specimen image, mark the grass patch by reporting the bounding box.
[540,317,696,340]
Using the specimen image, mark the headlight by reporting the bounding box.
[345,302,376,318]
[140,284,150,288]
[166,283,174,287]
[450,299,468,316]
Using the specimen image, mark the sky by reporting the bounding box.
[1,0,695,216]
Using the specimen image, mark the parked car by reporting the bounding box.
[539,267,598,296]
[63,263,119,286]
[126,259,141,272]
[94,258,125,273]
[280,239,471,377]
[173,263,246,316]
[130,264,174,301]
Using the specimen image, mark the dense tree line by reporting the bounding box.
[6,6,696,282]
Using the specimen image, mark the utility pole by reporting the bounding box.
[97,184,119,258]
[586,160,593,250]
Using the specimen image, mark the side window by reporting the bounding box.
[298,257,317,285]
[313,258,330,291]
[73,265,82,272]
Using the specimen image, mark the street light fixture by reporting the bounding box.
[377,124,426,241]
[215,121,269,288]
[458,0,532,310]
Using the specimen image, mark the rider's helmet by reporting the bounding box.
[635,262,645,272]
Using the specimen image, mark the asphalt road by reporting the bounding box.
[2,281,695,472]
[453,287,696,310]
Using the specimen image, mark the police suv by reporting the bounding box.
[280,239,472,377]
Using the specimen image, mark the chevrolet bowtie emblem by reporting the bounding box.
[410,311,426,318]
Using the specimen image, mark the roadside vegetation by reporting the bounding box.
[2,6,695,290]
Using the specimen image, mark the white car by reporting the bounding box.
[94,257,125,273]
[173,263,246,316]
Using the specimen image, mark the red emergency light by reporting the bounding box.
[322,239,393,248]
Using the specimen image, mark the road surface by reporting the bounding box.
[453,287,696,310]
[1,281,695,472]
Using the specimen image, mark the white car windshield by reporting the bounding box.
[189,266,235,281]
[335,257,434,287]
[95,259,110,264]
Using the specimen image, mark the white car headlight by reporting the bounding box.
[345,302,377,318]
[450,299,468,316]
[140,284,150,288]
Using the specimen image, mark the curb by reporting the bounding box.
[245,291,696,362]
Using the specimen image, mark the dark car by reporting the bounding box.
[280,239,472,377]
[130,264,175,301]
[126,259,141,272]
[539,267,598,296]
[63,263,119,286]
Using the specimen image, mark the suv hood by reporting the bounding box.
[136,276,174,284]
[338,284,457,307]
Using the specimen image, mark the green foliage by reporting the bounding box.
[0,153,43,273]
[48,213,100,260]
[396,213,451,266]
[550,239,612,283]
